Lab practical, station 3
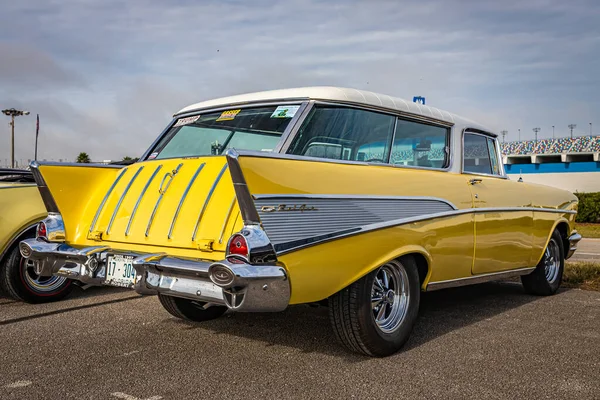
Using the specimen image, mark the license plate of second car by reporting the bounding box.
[105,254,137,288]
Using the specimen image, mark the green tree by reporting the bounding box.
[122,156,139,162]
[76,152,91,163]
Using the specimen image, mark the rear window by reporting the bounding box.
[287,106,396,162]
[150,105,298,159]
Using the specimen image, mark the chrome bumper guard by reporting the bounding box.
[18,239,290,312]
[566,231,582,260]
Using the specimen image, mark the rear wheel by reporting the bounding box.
[521,229,564,296]
[329,257,420,357]
[158,294,227,322]
[0,244,72,303]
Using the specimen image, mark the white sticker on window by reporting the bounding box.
[271,105,300,119]
[173,115,200,127]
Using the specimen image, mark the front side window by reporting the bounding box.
[287,106,396,162]
[487,137,501,175]
[390,120,449,168]
[463,133,494,175]
[151,105,298,159]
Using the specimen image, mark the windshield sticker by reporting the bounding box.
[148,152,158,159]
[216,109,241,121]
[173,115,200,127]
[271,105,300,119]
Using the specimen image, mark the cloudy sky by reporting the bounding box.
[1,0,599,165]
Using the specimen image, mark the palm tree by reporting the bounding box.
[76,152,91,163]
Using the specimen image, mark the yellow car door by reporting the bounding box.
[462,132,534,274]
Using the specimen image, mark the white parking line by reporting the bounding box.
[4,380,32,388]
[111,392,162,400]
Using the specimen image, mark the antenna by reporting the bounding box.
[500,130,508,143]
[568,124,576,139]
[533,127,540,144]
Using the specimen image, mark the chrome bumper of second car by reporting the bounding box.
[566,231,582,259]
[18,239,290,312]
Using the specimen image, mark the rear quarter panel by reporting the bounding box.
[0,184,47,259]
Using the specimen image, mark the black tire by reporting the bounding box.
[0,244,73,303]
[158,294,227,322]
[329,256,421,357]
[521,229,564,296]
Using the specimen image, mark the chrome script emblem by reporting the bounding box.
[261,204,318,213]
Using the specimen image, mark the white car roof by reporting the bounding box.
[176,86,493,135]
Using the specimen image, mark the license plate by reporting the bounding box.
[105,254,137,288]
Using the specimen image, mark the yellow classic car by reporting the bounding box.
[0,169,72,303]
[20,87,582,356]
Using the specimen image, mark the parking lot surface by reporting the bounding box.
[1,281,599,400]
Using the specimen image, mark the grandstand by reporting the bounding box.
[501,135,600,192]
[501,135,600,159]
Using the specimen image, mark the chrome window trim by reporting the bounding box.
[106,166,145,235]
[226,149,457,173]
[252,194,459,211]
[142,101,309,162]
[280,101,454,172]
[461,129,508,179]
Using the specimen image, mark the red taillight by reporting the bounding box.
[228,234,248,258]
[36,221,47,239]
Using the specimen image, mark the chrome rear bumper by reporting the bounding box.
[566,231,582,260]
[19,239,290,312]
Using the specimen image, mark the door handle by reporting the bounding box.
[469,178,483,185]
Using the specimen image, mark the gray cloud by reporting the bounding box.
[1,0,599,165]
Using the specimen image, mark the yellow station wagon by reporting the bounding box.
[20,87,582,356]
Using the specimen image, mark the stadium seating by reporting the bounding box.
[501,136,600,155]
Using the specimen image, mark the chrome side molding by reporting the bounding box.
[426,267,536,291]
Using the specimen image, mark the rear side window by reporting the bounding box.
[390,120,449,169]
[463,132,502,175]
[287,106,396,162]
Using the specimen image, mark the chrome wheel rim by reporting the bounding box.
[371,261,410,334]
[22,259,68,293]
[544,238,560,284]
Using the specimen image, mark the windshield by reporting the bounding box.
[150,105,300,160]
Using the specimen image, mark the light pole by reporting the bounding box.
[500,130,508,143]
[568,124,576,139]
[518,128,521,141]
[590,122,592,137]
[552,125,555,139]
[533,127,540,145]
[2,108,30,168]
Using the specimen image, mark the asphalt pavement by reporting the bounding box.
[1,280,599,400]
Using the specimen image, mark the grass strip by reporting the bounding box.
[575,223,600,239]
[563,261,600,291]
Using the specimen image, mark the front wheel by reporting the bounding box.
[0,245,72,304]
[158,294,228,322]
[329,257,421,357]
[521,229,564,296]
